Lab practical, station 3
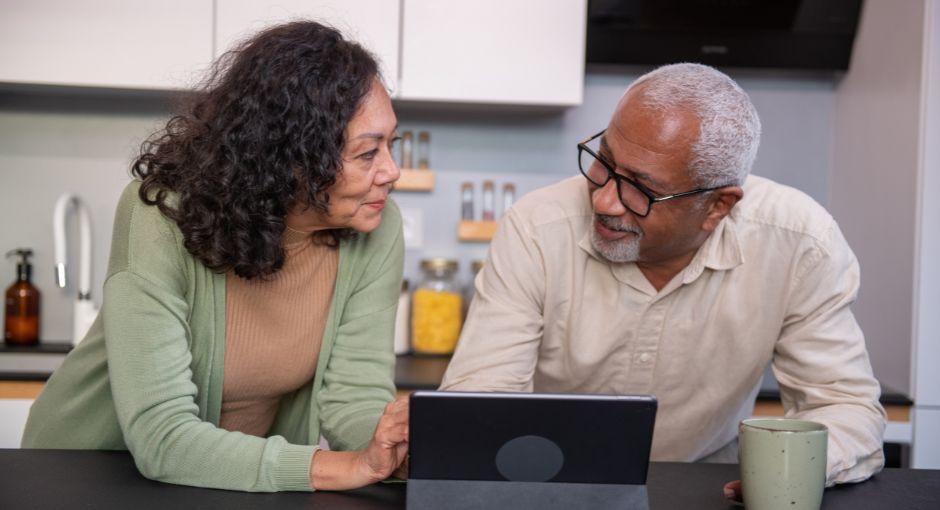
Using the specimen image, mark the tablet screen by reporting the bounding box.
[409,391,657,485]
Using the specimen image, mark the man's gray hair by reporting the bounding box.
[627,63,761,187]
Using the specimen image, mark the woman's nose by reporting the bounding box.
[375,147,400,186]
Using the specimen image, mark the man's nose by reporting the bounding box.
[592,179,628,217]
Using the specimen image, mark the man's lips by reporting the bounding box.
[594,217,637,241]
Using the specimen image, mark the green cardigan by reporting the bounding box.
[22,181,404,492]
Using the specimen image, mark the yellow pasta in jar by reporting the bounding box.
[411,288,463,354]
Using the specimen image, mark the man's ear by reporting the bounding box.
[702,186,743,231]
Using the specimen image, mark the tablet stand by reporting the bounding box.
[407,479,650,510]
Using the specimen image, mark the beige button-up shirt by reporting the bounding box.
[441,175,886,485]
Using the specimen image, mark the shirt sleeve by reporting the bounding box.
[440,208,546,392]
[316,210,403,452]
[104,270,316,492]
[772,220,887,486]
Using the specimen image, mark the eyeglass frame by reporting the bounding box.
[577,129,730,218]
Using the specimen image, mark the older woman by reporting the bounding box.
[23,21,407,492]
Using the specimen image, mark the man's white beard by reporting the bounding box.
[590,216,642,263]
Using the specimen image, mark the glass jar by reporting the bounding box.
[481,180,495,220]
[411,258,462,355]
[461,182,474,220]
[393,280,411,355]
[417,131,430,169]
[400,131,414,169]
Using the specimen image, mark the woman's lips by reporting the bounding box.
[365,199,386,211]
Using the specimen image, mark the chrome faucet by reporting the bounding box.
[53,193,99,345]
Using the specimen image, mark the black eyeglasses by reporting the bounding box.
[577,129,728,217]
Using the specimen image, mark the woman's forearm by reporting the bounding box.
[310,450,371,491]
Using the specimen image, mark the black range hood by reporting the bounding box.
[586,0,864,71]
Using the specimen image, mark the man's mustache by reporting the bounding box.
[596,214,642,235]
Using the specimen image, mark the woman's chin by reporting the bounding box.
[349,213,383,233]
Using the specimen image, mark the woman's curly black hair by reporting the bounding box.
[132,21,379,279]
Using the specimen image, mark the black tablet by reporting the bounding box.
[408,391,657,485]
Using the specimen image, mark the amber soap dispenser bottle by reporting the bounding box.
[4,248,40,345]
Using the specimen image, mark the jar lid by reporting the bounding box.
[471,260,485,273]
[421,258,458,272]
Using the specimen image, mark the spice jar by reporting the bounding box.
[411,258,462,355]
[461,182,474,220]
[501,183,516,217]
[401,131,414,169]
[482,180,495,221]
[417,131,430,169]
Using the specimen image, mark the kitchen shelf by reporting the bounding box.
[457,220,498,242]
[394,169,435,191]
[0,341,72,380]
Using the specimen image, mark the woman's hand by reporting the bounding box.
[310,396,409,490]
[355,396,409,483]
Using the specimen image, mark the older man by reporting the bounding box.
[440,63,886,491]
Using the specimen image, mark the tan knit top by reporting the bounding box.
[219,227,339,436]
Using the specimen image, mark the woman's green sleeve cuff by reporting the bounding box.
[273,443,318,492]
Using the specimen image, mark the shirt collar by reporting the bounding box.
[680,216,744,284]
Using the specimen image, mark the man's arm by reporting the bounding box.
[440,208,546,391]
[773,220,886,486]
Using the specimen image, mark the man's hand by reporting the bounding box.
[723,479,743,503]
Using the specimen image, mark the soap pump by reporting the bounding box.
[4,248,41,345]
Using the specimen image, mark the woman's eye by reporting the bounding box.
[388,136,402,151]
[359,149,379,160]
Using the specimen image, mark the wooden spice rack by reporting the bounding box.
[394,169,435,191]
[457,220,498,242]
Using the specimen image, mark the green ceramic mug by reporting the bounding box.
[739,418,828,510]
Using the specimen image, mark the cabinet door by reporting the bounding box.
[0,0,213,90]
[0,400,32,448]
[399,0,587,106]
[216,1,401,93]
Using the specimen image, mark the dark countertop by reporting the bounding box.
[0,341,72,354]
[2,450,938,509]
[394,353,452,390]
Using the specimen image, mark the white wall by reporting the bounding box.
[830,0,927,395]
[0,400,32,448]
[0,92,167,343]
[392,68,837,285]
[0,70,839,343]
[912,0,940,468]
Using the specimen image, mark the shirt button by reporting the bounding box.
[638,353,652,363]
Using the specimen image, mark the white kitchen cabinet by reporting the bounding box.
[398,0,587,106]
[0,400,32,448]
[0,0,213,90]
[215,1,401,93]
